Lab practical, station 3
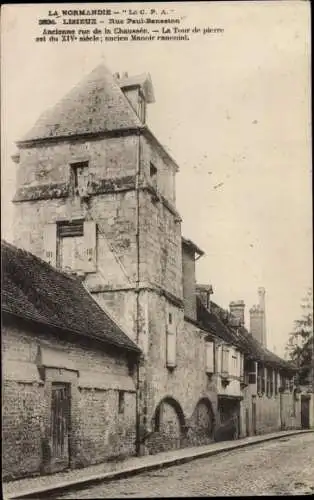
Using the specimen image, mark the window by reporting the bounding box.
[245,358,257,385]
[58,221,85,271]
[240,354,244,379]
[166,307,176,368]
[221,346,229,374]
[232,354,238,377]
[118,391,125,414]
[205,341,214,374]
[56,220,97,273]
[266,368,273,397]
[274,371,278,395]
[257,364,265,394]
[70,161,89,197]
[150,162,158,190]
[270,369,274,397]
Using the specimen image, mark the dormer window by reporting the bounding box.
[70,161,89,198]
[150,162,158,190]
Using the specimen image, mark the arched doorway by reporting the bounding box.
[147,397,186,454]
[189,398,215,445]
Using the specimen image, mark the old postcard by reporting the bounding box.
[1,2,313,498]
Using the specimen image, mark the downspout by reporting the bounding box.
[135,128,142,455]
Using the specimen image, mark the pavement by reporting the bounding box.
[3,429,313,499]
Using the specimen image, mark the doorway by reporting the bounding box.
[50,382,71,471]
[301,395,310,429]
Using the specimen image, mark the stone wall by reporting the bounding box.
[139,190,183,299]
[240,384,301,438]
[182,244,197,321]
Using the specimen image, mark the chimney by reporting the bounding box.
[229,300,245,326]
[114,72,120,80]
[121,71,129,79]
[250,287,267,346]
[196,284,213,312]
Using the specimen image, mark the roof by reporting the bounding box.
[1,240,140,354]
[197,297,296,372]
[19,64,142,143]
[182,237,205,257]
[16,63,181,174]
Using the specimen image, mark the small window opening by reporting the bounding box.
[168,313,172,324]
[118,391,125,414]
[70,161,89,195]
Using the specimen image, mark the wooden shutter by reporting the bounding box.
[205,341,214,374]
[166,330,176,367]
[221,346,229,374]
[43,223,57,267]
[240,353,244,378]
[84,220,96,272]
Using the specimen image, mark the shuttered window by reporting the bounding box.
[70,161,89,197]
[274,371,279,395]
[221,346,229,374]
[166,330,176,367]
[166,306,176,368]
[205,341,214,374]
[60,235,85,271]
[57,220,96,273]
[240,353,244,378]
[231,353,238,376]
[43,223,57,267]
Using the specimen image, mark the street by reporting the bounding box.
[51,433,314,498]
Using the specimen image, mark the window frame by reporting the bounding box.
[70,160,89,197]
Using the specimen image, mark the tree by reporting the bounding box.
[286,287,313,386]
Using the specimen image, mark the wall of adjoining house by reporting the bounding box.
[142,293,218,454]
[2,321,137,480]
[240,382,301,437]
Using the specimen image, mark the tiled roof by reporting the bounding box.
[20,64,142,143]
[1,240,140,353]
[197,297,296,372]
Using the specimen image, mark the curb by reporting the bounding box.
[5,429,313,499]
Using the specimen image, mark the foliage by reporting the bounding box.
[286,288,313,386]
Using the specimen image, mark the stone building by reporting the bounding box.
[2,240,140,480]
[11,64,223,455]
[6,63,307,478]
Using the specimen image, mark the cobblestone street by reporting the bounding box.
[51,433,314,498]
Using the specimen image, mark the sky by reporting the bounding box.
[1,2,312,356]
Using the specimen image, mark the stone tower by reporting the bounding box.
[12,63,185,450]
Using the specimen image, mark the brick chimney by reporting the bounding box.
[229,300,245,326]
[250,287,267,346]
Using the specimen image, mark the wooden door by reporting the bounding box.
[301,396,310,429]
[51,383,70,471]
